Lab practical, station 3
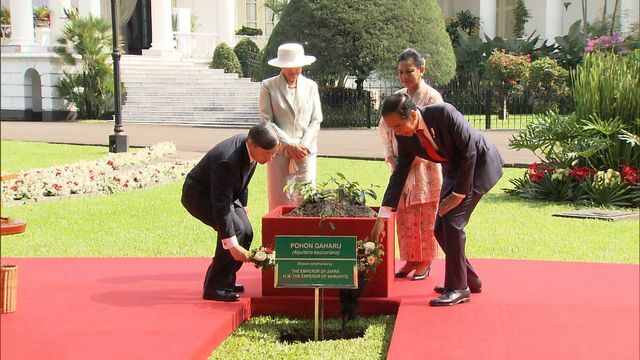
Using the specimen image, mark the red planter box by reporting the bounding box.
[261,205,395,297]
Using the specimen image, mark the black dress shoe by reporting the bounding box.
[429,288,471,306]
[395,270,410,278]
[434,284,482,294]
[225,284,245,293]
[203,289,240,302]
[411,266,431,281]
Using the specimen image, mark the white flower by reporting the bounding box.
[363,241,376,253]
[253,250,267,262]
[1,142,198,204]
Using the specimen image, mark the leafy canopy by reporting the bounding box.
[258,0,455,87]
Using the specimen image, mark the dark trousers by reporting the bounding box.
[435,177,484,290]
[181,179,253,294]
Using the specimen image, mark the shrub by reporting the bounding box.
[446,10,480,45]
[211,43,242,76]
[235,25,263,36]
[506,162,639,207]
[528,57,571,113]
[54,14,115,119]
[585,33,627,54]
[233,38,260,80]
[485,50,531,118]
[572,50,640,169]
[509,112,602,168]
[553,20,586,69]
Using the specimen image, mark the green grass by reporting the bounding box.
[1,140,109,174]
[209,315,394,360]
[2,158,638,264]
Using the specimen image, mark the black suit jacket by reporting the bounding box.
[184,134,256,238]
[382,103,504,209]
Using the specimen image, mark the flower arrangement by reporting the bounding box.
[1,142,196,204]
[248,246,276,270]
[356,238,384,274]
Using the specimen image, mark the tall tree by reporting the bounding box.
[513,0,531,38]
[258,0,455,88]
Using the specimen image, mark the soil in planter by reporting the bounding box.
[286,199,376,218]
[279,325,366,343]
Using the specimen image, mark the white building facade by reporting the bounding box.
[438,0,639,40]
[1,0,638,120]
[0,0,274,120]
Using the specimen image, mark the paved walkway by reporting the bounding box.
[0,121,536,167]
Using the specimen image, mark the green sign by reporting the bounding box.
[275,235,357,288]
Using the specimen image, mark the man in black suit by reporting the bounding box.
[181,123,279,302]
[371,93,504,306]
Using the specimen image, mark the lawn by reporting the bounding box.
[1,140,108,174]
[1,142,637,263]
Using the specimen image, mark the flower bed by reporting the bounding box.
[1,142,196,204]
[507,162,640,207]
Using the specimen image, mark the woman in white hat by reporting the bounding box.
[259,43,324,211]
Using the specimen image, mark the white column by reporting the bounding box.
[149,0,174,51]
[78,0,101,18]
[544,0,564,41]
[49,0,72,43]
[479,0,496,39]
[216,0,237,47]
[9,0,35,46]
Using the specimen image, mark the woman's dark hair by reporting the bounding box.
[397,48,424,67]
[248,123,279,149]
[381,92,417,119]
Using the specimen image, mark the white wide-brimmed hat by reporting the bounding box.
[268,43,316,68]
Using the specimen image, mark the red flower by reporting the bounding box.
[263,247,273,255]
[527,162,553,183]
[620,165,640,185]
[569,167,596,181]
[107,160,114,167]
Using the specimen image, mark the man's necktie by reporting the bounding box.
[416,129,447,162]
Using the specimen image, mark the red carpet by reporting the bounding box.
[0,258,637,360]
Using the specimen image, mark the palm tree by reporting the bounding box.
[54,14,114,119]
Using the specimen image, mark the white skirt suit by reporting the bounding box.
[258,72,323,211]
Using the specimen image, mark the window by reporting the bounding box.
[246,0,257,29]
[265,7,274,36]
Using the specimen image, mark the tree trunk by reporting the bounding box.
[355,77,365,93]
[610,0,620,35]
[581,0,588,34]
[501,97,508,120]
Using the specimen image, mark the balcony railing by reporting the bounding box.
[172,31,218,60]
